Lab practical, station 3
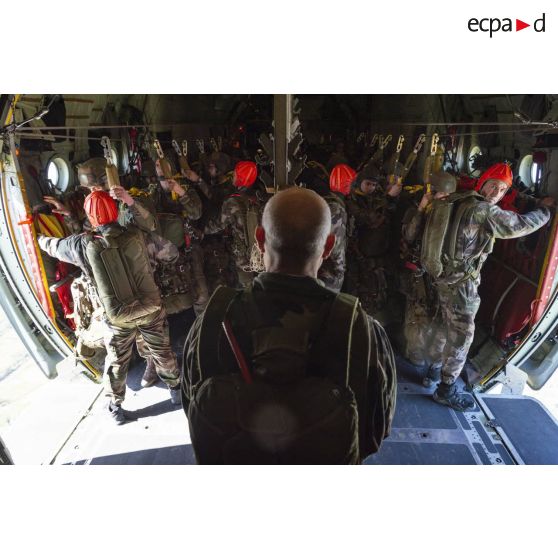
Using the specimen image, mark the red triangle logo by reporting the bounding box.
[516,19,530,31]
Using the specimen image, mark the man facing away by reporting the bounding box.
[181,187,397,464]
[38,190,182,424]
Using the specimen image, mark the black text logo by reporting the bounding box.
[468,13,546,37]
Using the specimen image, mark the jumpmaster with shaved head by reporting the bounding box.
[181,187,396,464]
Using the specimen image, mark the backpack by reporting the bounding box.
[421,190,491,280]
[85,227,162,327]
[187,286,367,464]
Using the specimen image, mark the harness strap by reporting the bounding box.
[311,292,360,387]
[198,286,241,381]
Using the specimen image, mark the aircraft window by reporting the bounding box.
[531,161,539,185]
[47,160,59,186]
[519,154,537,188]
[468,145,483,177]
[46,156,70,191]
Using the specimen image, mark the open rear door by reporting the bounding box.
[0,95,99,380]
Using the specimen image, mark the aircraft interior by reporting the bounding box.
[2,93,558,464]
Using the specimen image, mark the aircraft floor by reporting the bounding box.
[52,345,558,466]
[54,309,196,465]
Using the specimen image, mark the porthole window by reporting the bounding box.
[46,156,70,192]
[47,160,59,186]
[468,145,483,177]
[531,161,540,185]
[519,154,537,188]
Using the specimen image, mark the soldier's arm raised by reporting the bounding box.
[486,203,552,239]
[121,199,157,233]
[37,234,86,267]
[178,185,202,220]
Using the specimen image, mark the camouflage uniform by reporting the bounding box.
[147,181,202,220]
[199,177,238,293]
[428,199,551,385]
[38,224,180,405]
[400,205,440,367]
[147,181,209,315]
[182,272,397,462]
[218,190,265,288]
[318,193,348,292]
[345,190,397,321]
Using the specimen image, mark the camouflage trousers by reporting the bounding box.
[359,259,388,319]
[103,308,180,405]
[202,234,237,296]
[430,277,481,385]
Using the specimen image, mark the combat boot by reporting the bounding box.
[141,357,159,388]
[422,365,441,388]
[433,382,475,412]
[169,386,182,406]
[108,402,130,425]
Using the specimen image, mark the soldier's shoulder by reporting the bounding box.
[221,194,243,212]
[326,195,347,213]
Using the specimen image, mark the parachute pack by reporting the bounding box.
[186,286,369,464]
[85,227,162,327]
[420,190,492,281]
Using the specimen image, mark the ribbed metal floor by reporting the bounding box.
[52,343,558,465]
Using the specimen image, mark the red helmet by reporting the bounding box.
[84,190,118,228]
[330,164,356,196]
[476,163,513,191]
[234,161,258,188]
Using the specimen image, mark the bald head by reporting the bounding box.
[257,187,334,276]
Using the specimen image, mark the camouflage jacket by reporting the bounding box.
[318,193,348,291]
[148,182,202,221]
[144,232,179,267]
[181,272,397,459]
[346,190,397,257]
[434,198,551,285]
[346,191,396,232]
[219,192,264,269]
[200,178,236,236]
